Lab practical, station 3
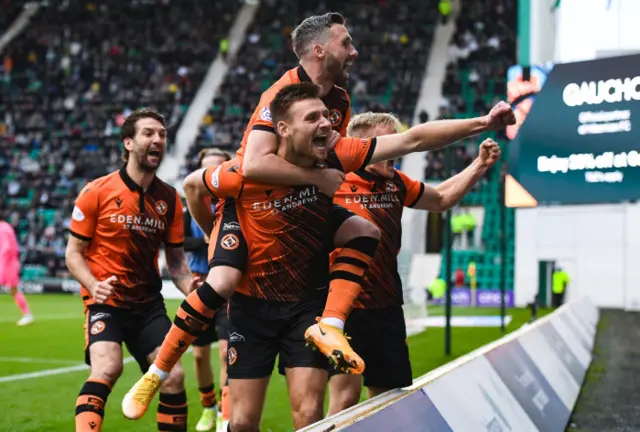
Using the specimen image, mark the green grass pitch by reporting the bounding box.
[0,294,547,431]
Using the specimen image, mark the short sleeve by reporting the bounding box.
[397,170,425,208]
[202,160,243,199]
[69,182,100,241]
[165,192,185,247]
[333,137,377,173]
[250,89,278,134]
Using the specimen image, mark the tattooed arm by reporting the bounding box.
[165,246,198,296]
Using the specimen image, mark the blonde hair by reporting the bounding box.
[346,112,403,138]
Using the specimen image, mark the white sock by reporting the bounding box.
[320,317,345,330]
[148,364,169,381]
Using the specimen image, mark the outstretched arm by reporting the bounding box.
[370,102,515,164]
[414,139,502,212]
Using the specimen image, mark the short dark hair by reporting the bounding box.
[269,82,321,132]
[291,12,346,59]
[120,108,166,163]
[197,147,231,167]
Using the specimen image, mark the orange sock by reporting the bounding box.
[157,392,188,431]
[75,378,111,432]
[154,282,227,373]
[322,236,379,322]
[220,385,231,420]
[199,384,217,408]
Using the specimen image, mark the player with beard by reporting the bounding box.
[144,11,376,381]
[66,108,199,432]
[122,83,515,430]
[327,113,502,414]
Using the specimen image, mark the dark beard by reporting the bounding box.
[134,150,161,173]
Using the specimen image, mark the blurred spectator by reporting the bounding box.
[0,0,240,276]
[181,0,440,175]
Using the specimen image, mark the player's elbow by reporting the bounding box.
[241,155,263,180]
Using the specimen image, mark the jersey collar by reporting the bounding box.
[119,166,157,194]
[297,66,312,82]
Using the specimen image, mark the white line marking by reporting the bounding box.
[0,313,79,323]
[0,346,201,383]
[0,356,82,365]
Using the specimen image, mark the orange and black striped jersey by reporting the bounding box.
[204,137,377,302]
[236,66,351,158]
[331,169,425,308]
[70,167,184,308]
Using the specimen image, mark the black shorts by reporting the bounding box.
[226,293,329,379]
[208,198,248,272]
[84,301,171,373]
[329,306,412,389]
[192,303,230,346]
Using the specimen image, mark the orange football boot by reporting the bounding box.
[304,319,365,374]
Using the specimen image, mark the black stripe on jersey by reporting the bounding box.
[252,124,276,134]
[407,183,425,208]
[359,137,377,170]
[165,242,184,248]
[70,230,92,241]
[202,169,216,198]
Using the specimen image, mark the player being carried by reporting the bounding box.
[122,83,515,430]
[326,112,502,415]
[66,109,198,432]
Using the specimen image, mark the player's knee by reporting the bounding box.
[206,266,242,299]
[338,390,360,411]
[229,420,259,432]
[91,361,123,384]
[192,345,210,364]
[291,399,323,426]
[162,362,185,392]
[356,218,381,240]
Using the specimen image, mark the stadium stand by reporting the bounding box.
[0,0,240,278]
[434,0,516,290]
[181,0,440,175]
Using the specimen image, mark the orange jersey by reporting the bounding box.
[70,167,184,308]
[331,169,425,308]
[236,66,351,158]
[203,137,377,302]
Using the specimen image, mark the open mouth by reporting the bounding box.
[147,149,162,159]
[386,160,395,169]
[343,59,353,71]
[312,135,327,148]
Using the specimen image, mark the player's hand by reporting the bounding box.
[314,168,345,197]
[90,276,118,304]
[188,275,204,293]
[478,138,502,168]
[327,130,341,150]
[484,101,516,130]
[203,233,210,244]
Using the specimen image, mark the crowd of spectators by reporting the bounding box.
[1,0,515,279]
[0,0,239,277]
[424,0,516,182]
[182,0,439,174]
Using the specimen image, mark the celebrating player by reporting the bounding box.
[326,113,502,415]
[122,83,516,430]
[168,12,364,377]
[66,109,198,432]
[185,148,232,432]
[0,214,34,326]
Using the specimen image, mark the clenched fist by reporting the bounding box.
[484,101,516,131]
[478,138,502,168]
